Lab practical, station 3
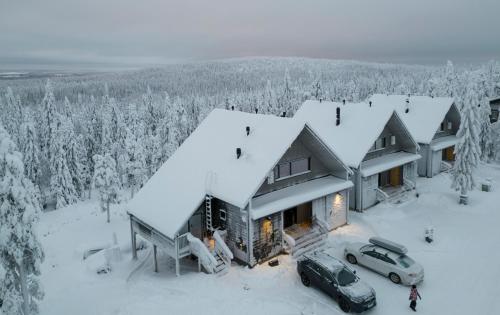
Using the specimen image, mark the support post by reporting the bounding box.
[130,218,137,260]
[175,236,180,276]
[153,245,158,273]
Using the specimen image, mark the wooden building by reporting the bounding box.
[369,95,461,178]
[127,109,353,275]
[295,100,421,211]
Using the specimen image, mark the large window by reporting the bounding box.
[274,157,311,180]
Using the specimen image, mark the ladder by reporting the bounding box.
[205,195,213,232]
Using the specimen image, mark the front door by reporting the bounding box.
[189,211,203,239]
[389,167,402,186]
[283,207,297,228]
[446,147,455,161]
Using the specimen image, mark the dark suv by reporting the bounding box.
[297,249,377,313]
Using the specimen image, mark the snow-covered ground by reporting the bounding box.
[38,163,500,315]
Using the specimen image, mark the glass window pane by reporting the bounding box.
[291,158,309,175]
[279,163,290,178]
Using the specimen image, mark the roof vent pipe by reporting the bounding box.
[336,107,341,126]
[231,106,235,111]
[236,148,242,159]
[405,99,410,113]
[246,126,250,136]
[319,98,322,103]
[342,99,346,105]
[281,112,286,117]
[255,108,258,114]
[369,101,372,107]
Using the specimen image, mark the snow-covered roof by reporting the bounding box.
[294,100,405,168]
[251,176,353,220]
[128,109,348,239]
[360,152,421,177]
[429,135,459,151]
[369,94,456,144]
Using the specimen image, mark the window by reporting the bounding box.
[336,268,357,286]
[380,254,396,265]
[219,209,227,222]
[381,137,387,148]
[291,158,309,174]
[390,135,396,146]
[278,163,291,178]
[447,122,452,130]
[274,158,310,180]
[372,137,386,151]
[439,122,445,132]
[396,255,415,268]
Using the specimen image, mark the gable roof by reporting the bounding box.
[127,109,349,239]
[294,100,409,168]
[369,94,457,144]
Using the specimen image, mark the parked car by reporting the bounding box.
[344,237,424,285]
[297,249,377,313]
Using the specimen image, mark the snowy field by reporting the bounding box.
[38,162,500,315]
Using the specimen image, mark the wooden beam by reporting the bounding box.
[153,245,158,273]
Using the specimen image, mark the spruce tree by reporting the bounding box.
[49,115,78,209]
[0,123,45,315]
[451,82,482,204]
[92,154,119,223]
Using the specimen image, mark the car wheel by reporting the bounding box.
[389,272,401,284]
[339,298,351,313]
[346,254,357,264]
[300,273,311,287]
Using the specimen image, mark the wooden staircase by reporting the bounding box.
[283,225,328,258]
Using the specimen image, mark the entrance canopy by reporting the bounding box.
[430,135,459,151]
[360,152,421,177]
[250,176,353,220]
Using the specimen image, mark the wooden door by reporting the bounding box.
[389,167,401,186]
[446,147,455,161]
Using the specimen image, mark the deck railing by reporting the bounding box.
[375,188,390,202]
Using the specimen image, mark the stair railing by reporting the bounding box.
[213,230,233,265]
[375,188,389,202]
[186,233,218,273]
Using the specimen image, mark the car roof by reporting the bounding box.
[304,249,346,274]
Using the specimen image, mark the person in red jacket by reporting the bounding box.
[409,285,422,311]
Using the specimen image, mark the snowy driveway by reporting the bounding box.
[38,163,500,315]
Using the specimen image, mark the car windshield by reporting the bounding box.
[397,255,415,268]
[336,268,357,286]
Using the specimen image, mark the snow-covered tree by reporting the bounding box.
[49,115,78,209]
[0,123,44,315]
[124,129,147,198]
[451,82,482,204]
[478,97,494,161]
[92,154,119,223]
[19,116,41,192]
[39,80,57,164]
[439,60,458,98]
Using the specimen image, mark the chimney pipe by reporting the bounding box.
[246,126,250,136]
[281,112,286,117]
[236,148,242,159]
[231,106,234,111]
[255,108,258,114]
[336,107,341,126]
[342,99,346,105]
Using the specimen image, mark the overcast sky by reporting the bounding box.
[1,0,499,69]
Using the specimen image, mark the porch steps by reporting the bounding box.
[387,188,415,205]
[213,252,229,275]
[291,229,328,258]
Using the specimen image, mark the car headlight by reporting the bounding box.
[350,295,364,303]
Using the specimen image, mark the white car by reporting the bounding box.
[344,237,424,285]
